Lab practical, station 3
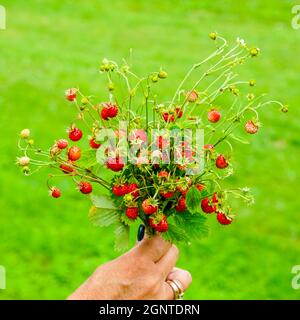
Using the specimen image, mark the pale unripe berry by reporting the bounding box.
[18,156,30,166]
[20,129,30,139]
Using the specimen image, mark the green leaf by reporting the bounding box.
[186,186,202,213]
[88,206,119,227]
[120,213,136,226]
[161,223,189,244]
[114,222,130,251]
[173,211,209,240]
[90,194,116,209]
[76,149,98,168]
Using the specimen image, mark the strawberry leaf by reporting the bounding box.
[114,222,130,251]
[88,205,118,227]
[186,186,202,213]
[90,194,116,209]
[161,223,189,244]
[76,149,98,168]
[173,211,209,239]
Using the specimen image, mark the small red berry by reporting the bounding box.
[89,138,101,149]
[245,120,259,134]
[160,191,174,199]
[142,199,158,215]
[187,90,198,102]
[216,212,233,225]
[156,136,170,149]
[175,107,183,119]
[68,127,83,141]
[208,109,221,123]
[65,88,77,101]
[51,187,61,198]
[216,154,229,169]
[201,194,218,214]
[60,161,74,174]
[127,183,139,198]
[196,184,205,192]
[79,181,92,194]
[68,146,81,161]
[155,216,169,232]
[126,207,139,220]
[57,139,68,149]
[162,113,175,123]
[158,170,169,179]
[129,129,148,144]
[204,144,214,151]
[106,156,125,172]
[100,103,118,120]
[175,197,187,212]
[112,184,127,196]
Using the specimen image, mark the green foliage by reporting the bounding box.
[162,211,209,243]
[89,195,118,226]
[186,186,202,213]
[114,222,130,251]
[1,0,300,300]
[88,206,118,227]
[76,149,98,168]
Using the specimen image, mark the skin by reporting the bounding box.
[68,235,192,300]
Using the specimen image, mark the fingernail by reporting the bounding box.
[137,224,145,241]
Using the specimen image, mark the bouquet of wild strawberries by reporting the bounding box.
[17,33,287,249]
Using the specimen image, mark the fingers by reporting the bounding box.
[156,245,179,279]
[133,234,172,262]
[163,267,192,300]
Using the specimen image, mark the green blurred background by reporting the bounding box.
[1,0,300,299]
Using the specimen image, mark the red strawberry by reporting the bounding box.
[216,154,228,169]
[106,156,124,172]
[196,184,205,192]
[100,103,118,120]
[156,136,170,149]
[216,212,233,225]
[162,113,175,122]
[204,144,214,151]
[51,187,61,198]
[65,88,77,101]
[208,109,221,123]
[68,146,81,161]
[245,120,259,134]
[68,127,83,141]
[128,183,139,198]
[79,181,92,194]
[187,90,198,102]
[57,139,68,149]
[112,184,128,196]
[60,161,74,174]
[142,199,158,215]
[175,107,183,119]
[160,191,174,199]
[129,129,148,144]
[126,207,139,220]
[201,194,218,214]
[158,170,169,179]
[175,197,187,212]
[155,216,169,232]
[89,138,101,149]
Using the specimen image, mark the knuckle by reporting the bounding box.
[172,245,179,258]
[183,270,192,283]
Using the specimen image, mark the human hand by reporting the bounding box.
[68,235,192,300]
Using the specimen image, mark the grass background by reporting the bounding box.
[0,0,300,299]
